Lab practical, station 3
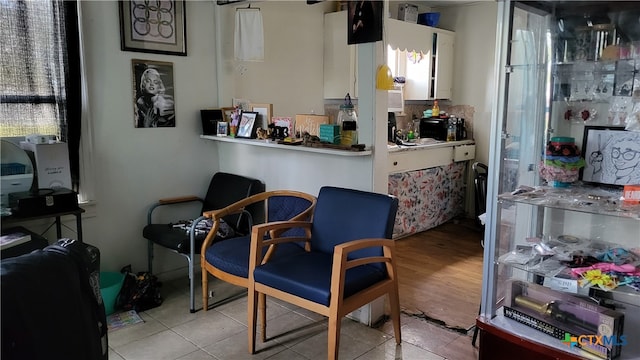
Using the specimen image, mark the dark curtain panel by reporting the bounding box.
[64,1,81,191]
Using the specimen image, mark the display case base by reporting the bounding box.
[476,316,586,360]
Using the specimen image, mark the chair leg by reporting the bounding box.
[147,241,154,273]
[202,268,209,312]
[388,290,402,344]
[248,288,258,354]
[327,312,341,360]
[259,293,266,343]
[187,255,195,313]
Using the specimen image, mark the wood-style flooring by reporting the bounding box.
[395,218,485,333]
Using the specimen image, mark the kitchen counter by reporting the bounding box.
[387,138,475,153]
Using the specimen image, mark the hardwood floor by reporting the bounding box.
[395,218,485,333]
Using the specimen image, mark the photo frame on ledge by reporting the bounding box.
[221,107,236,124]
[119,0,187,56]
[250,103,273,129]
[580,126,640,187]
[236,111,258,138]
[217,121,228,137]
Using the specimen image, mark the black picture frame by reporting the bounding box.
[119,0,187,56]
[580,126,640,187]
[347,1,383,45]
[131,59,176,128]
[236,111,258,138]
[200,109,223,135]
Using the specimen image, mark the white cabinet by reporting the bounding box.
[388,146,452,174]
[387,141,475,174]
[323,12,455,101]
[323,11,357,99]
[432,29,454,100]
[387,20,455,100]
[387,17,433,101]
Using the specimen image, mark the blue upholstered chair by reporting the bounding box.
[247,186,400,360]
[143,172,264,313]
[200,190,317,312]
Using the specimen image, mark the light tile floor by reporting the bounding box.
[108,276,479,360]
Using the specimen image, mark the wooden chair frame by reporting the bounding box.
[247,220,401,359]
[200,190,317,312]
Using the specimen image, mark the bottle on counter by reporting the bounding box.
[338,93,358,145]
[432,100,440,117]
[447,115,457,141]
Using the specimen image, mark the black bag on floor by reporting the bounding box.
[116,265,163,312]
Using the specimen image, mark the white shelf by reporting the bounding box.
[200,135,372,157]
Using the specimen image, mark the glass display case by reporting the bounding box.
[477,1,640,359]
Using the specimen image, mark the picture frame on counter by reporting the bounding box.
[250,103,273,129]
[270,116,294,139]
[217,121,228,137]
[236,111,258,138]
[221,107,236,124]
[119,0,187,56]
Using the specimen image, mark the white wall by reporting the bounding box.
[216,2,334,116]
[438,1,498,167]
[76,1,222,274]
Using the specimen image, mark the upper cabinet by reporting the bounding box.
[323,11,455,100]
[432,29,455,100]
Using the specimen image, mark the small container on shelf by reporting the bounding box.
[539,137,585,187]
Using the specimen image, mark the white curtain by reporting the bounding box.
[234,8,264,61]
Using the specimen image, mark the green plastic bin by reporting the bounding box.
[100,272,125,316]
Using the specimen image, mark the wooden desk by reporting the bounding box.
[1,207,85,242]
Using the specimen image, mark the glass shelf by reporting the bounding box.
[498,185,640,220]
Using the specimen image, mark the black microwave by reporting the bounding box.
[419,118,448,141]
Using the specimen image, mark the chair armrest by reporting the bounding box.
[200,208,253,252]
[158,195,202,204]
[333,238,396,270]
[200,194,268,251]
[248,220,312,268]
[330,238,398,307]
[147,196,203,225]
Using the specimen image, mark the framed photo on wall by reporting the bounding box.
[119,0,187,56]
[132,59,176,128]
[581,126,640,186]
[347,0,383,45]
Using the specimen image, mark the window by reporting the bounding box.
[1,0,82,193]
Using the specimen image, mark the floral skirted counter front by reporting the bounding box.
[388,162,467,238]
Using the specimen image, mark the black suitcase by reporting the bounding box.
[1,239,108,360]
